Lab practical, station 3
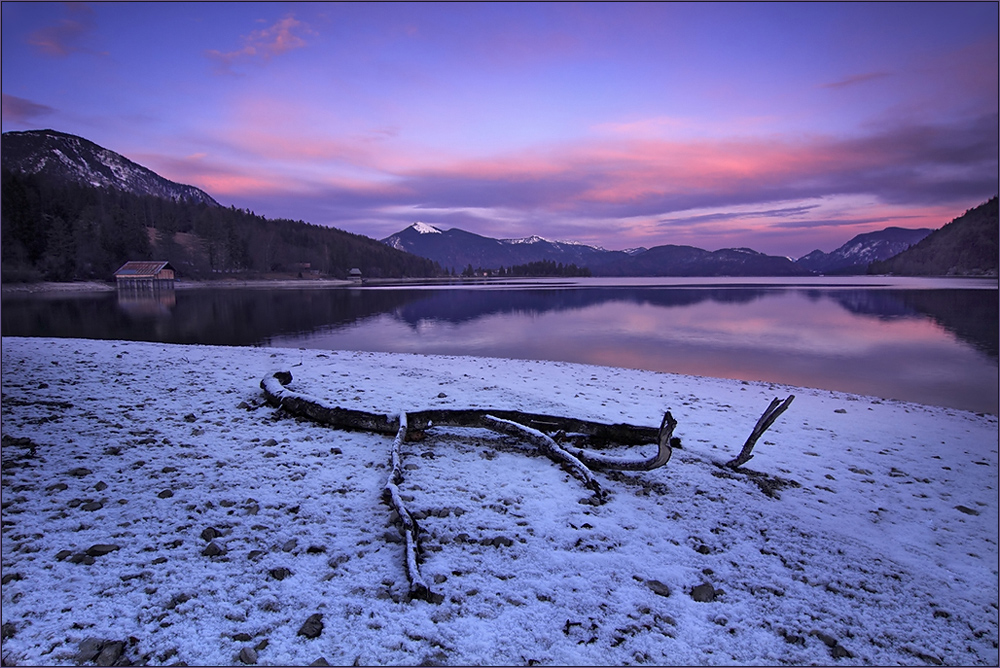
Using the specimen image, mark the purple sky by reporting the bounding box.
[2,2,997,257]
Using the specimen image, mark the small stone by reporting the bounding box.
[68,467,92,477]
[297,613,324,639]
[184,413,197,422]
[77,638,105,663]
[238,647,258,665]
[811,630,838,648]
[201,527,221,541]
[56,549,74,561]
[82,501,104,512]
[310,659,331,667]
[834,408,847,414]
[690,583,716,602]
[0,622,15,640]
[247,550,265,561]
[254,639,269,652]
[96,640,125,666]
[94,481,108,491]
[262,438,278,447]
[1,573,22,585]
[955,505,979,516]
[87,544,121,557]
[269,567,293,581]
[232,633,252,642]
[202,541,226,557]
[933,609,950,619]
[830,644,853,659]
[646,579,671,597]
[282,539,297,552]
[47,482,69,492]
[158,489,174,499]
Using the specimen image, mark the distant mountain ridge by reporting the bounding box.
[868,197,998,277]
[1,129,218,206]
[382,222,632,272]
[795,227,933,275]
[384,222,809,276]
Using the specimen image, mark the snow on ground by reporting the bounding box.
[1,337,997,666]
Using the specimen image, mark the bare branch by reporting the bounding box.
[726,395,794,469]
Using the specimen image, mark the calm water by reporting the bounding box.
[3,277,997,414]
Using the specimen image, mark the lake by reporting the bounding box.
[2,276,997,415]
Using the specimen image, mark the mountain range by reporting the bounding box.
[381,222,943,277]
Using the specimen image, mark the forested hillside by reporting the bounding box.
[868,197,998,277]
[1,169,441,282]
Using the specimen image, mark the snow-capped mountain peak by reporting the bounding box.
[411,222,442,234]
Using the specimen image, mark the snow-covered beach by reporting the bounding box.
[1,337,997,666]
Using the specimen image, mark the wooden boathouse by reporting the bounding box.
[113,261,176,290]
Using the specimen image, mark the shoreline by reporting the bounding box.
[1,337,997,666]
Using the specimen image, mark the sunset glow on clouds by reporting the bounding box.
[2,2,996,257]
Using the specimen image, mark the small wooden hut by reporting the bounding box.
[349,268,363,283]
[114,261,175,290]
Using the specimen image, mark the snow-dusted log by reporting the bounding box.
[382,411,433,602]
[726,395,795,469]
[482,415,605,502]
[261,372,660,447]
[563,411,676,471]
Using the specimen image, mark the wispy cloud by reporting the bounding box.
[27,2,103,57]
[820,71,890,89]
[1,94,55,123]
[207,15,312,73]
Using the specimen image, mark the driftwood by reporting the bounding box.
[261,372,672,466]
[260,371,796,599]
[382,411,433,601]
[725,395,795,469]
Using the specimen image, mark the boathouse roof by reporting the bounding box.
[114,261,174,278]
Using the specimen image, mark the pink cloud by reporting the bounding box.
[1,93,55,123]
[27,3,102,57]
[207,15,312,72]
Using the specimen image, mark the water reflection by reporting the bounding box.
[2,282,996,414]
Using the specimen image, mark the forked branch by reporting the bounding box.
[725,395,794,469]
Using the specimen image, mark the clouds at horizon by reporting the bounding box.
[1,2,996,257]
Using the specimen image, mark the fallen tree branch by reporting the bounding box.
[261,372,660,447]
[483,415,605,502]
[563,411,676,472]
[381,411,433,601]
[726,395,794,469]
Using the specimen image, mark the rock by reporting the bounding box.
[47,482,69,492]
[184,413,197,422]
[645,579,671,598]
[56,549,74,561]
[77,637,105,663]
[955,505,979,516]
[262,438,278,447]
[202,541,226,557]
[70,553,96,565]
[87,544,121,557]
[297,613,324,639]
[306,545,326,554]
[269,567,293,581]
[238,647,258,665]
[830,644,853,659]
[94,481,108,492]
[310,659,331,667]
[201,527,221,541]
[1,573,23,585]
[811,630,838,648]
[68,467,92,477]
[82,501,104,512]
[690,583,716,602]
[933,609,950,619]
[95,640,125,666]
[247,550,265,561]
[254,639,269,652]
[0,622,15,640]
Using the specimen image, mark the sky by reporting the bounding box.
[1,2,997,258]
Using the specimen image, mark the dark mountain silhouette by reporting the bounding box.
[868,197,998,276]
[796,227,932,275]
[2,129,218,206]
[592,245,810,277]
[382,222,631,273]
